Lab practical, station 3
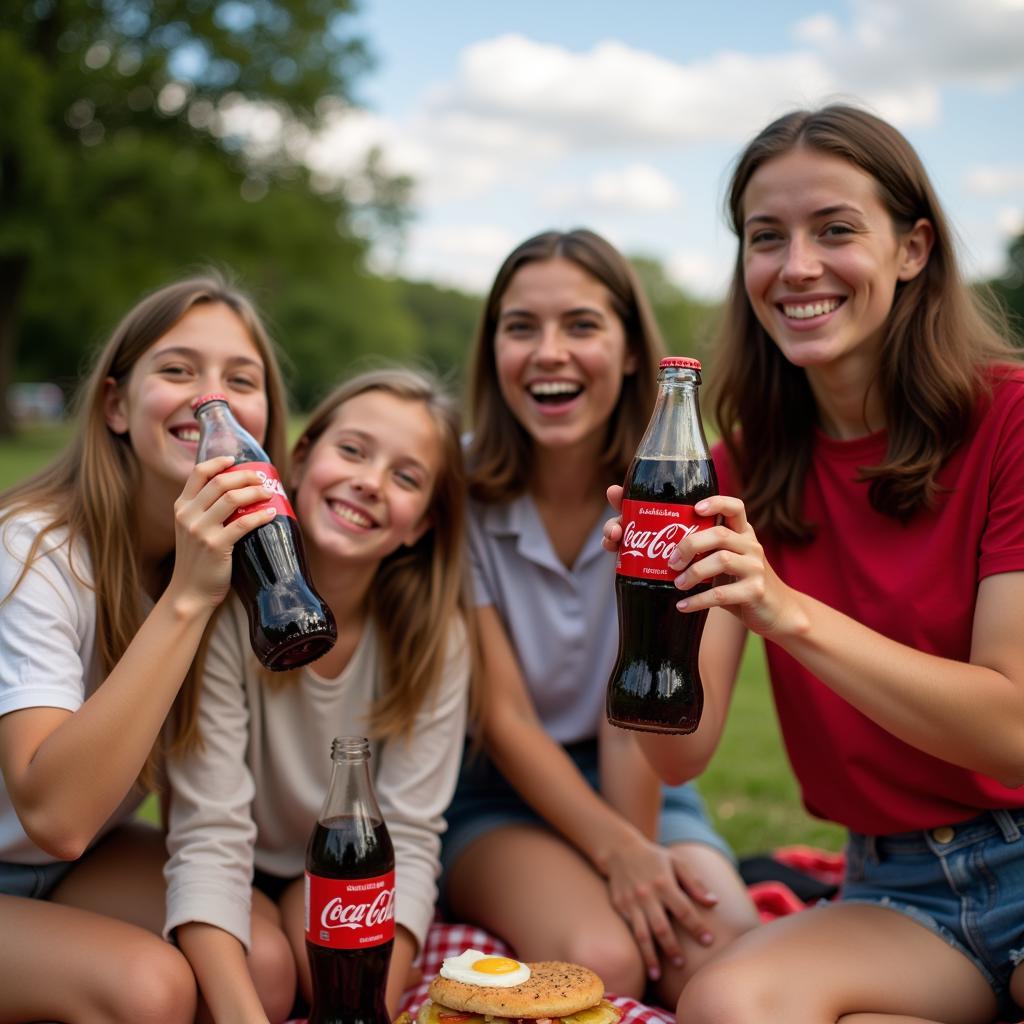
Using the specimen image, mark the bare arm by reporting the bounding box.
[599,715,660,839]
[177,922,269,1024]
[0,458,273,859]
[673,494,1024,785]
[477,605,717,976]
[385,926,418,1019]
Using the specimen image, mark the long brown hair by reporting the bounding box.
[0,270,290,786]
[466,228,667,503]
[293,367,474,739]
[711,104,1018,542]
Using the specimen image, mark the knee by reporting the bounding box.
[558,933,645,999]
[677,958,776,1024]
[107,940,197,1024]
[248,923,298,1023]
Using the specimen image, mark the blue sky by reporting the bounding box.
[307,0,1024,298]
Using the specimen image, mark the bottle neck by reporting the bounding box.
[320,736,381,823]
[637,370,710,461]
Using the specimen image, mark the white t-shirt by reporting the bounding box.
[164,597,470,952]
[0,512,145,863]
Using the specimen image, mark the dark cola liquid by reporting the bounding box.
[306,816,394,1024]
[232,515,337,671]
[607,456,718,734]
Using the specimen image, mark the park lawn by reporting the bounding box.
[0,420,845,854]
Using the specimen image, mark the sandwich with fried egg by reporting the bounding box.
[396,951,621,1024]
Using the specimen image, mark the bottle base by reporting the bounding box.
[607,715,700,735]
[259,633,336,672]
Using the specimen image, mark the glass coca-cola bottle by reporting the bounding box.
[191,393,337,671]
[605,357,718,734]
[305,737,395,1024]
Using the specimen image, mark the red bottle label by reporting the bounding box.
[304,870,396,949]
[615,499,712,581]
[222,461,296,524]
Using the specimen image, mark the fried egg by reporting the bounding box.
[439,949,531,987]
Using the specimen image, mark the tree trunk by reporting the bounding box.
[0,253,29,438]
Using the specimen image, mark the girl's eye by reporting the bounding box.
[822,223,855,238]
[502,320,534,337]
[228,375,260,391]
[337,442,362,458]
[394,470,422,490]
[159,363,192,377]
[747,229,782,246]
[568,319,600,335]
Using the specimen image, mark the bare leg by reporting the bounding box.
[677,902,997,1024]
[446,825,648,997]
[653,842,760,1007]
[57,821,294,1023]
[0,894,196,1024]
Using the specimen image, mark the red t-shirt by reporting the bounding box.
[713,368,1024,835]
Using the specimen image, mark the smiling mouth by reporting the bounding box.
[527,381,583,405]
[328,500,376,529]
[170,426,200,443]
[780,298,844,320]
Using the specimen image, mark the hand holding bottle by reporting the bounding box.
[165,455,279,616]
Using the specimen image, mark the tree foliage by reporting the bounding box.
[0,0,434,429]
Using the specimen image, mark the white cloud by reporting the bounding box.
[997,206,1024,236]
[666,250,733,301]
[543,164,680,212]
[424,34,836,150]
[966,164,1024,195]
[398,223,518,293]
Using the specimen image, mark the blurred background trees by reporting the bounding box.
[1,1,1021,435]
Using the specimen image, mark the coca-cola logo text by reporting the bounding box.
[255,469,288,498]
[615,499,711,582]
[620,519,698,562]
[320,888,395,931]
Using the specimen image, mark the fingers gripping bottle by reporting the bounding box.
[305,737,395,1024]
[191,394,337,671]
[606,357,718,734]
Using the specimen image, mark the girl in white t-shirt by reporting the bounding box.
[164,368,474,1022]
[0,272,290,1022]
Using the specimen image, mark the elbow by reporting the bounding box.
[20,808,92,862]
[636,737,712,786]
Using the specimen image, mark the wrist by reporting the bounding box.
[590,818,645,877]
[159,583,217,627]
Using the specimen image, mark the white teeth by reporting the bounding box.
[329,502,373,528]
[173,428,200,442]
[529,381,581,396]
[782,299,841,319]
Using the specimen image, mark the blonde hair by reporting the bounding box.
[296,367,476,738]
[466,228,667,502]
[0,270,290,787]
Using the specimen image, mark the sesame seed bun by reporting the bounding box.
[427,960,606,1018]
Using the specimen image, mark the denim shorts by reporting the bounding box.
[0,858,76,900]
[440,739,733,890]
[842,809,1024,1021]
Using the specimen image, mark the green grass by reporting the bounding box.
[699,639,845,854]
[0,420,844,854]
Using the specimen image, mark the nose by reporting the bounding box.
[534,323,570,365]
[780,234,822,285]
[351,464,384,499]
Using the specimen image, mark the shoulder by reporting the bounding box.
[0,510,91,596]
